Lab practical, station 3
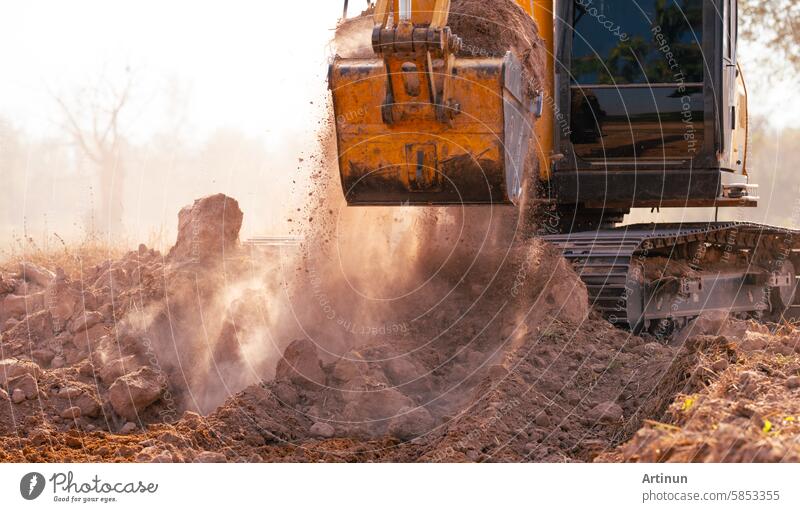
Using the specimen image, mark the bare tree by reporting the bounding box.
[52,68,134,234]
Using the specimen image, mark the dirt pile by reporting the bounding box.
[2,187,793,464]
[0,193,293,450]
[450,0,546,92]
[613,320,800,462]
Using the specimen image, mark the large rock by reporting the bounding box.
[275,339,326,389]
[75,393,102,418]
[18,262,55,287]
[0,359,42,388]
[98,355,141,386]
[68,311,104,334]
[341,386,415,424]
[387,406,436,440]
[15,374,39,399]
[0,273,15,294]
[45,276,78,332]
[108,367,166,421]
[309,422,336,438]
[0,292,45,322]
[167,194,243,264]
[4,309,53,342]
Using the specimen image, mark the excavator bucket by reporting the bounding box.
[328,1,532,206]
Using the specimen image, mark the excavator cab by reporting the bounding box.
[328,0,533,205]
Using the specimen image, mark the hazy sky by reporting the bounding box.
[0,0,353,147]
[0,1,798,245]
[0,0,796,140]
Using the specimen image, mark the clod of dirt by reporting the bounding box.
[586,401,624,425]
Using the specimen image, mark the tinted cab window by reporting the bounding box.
[569,0,704,161]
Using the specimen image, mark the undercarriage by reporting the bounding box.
[545,223,800,334]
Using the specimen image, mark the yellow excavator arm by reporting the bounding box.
[329,0,553,205]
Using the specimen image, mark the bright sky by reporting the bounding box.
[0,0,797,245]
[0,0,361,148]
[0,0,796,138]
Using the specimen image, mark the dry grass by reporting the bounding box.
[0,232,129,280]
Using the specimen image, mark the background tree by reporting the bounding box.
[52,68,134,234]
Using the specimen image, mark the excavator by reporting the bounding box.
[328,0,800,334]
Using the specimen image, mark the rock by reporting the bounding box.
[534,413,551,428]
[193,451,227,463]
[387,406,436,440]
[691,310,729,335]
[180,411,204,429]
[786,376,800,390]
[4,310,53,341]
[97,303,113,322]
[384,358,419,385]
[488,364,508,380]
[332,354,364,383]
[0,292,45,322]
[31,348,56,367]
[98,355,140,386]
[60,406,82,420]
[71,323,107,346]
[158,431,186,446]
[309,422,336,438]
[46,279,78,331]
[15,374,39,399]
[18,262,55,287]
[384,357,432,394]
[711,359,729,372]
[0,273,15,294]
[0,388,8,401]
[342,386,415,424]
[272,381,300,406]
[108,367,166,421]
[167,194,243,264]
[11,388,25,403]
[275,339,326,389]
[739,332,769,352]
[68,311,104,334]
[58,386,83,399]
[119,422,138,435]
[75,394,102,417]
[149,450,175,464]
[0,358,42,388]
[586,401,624,424]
